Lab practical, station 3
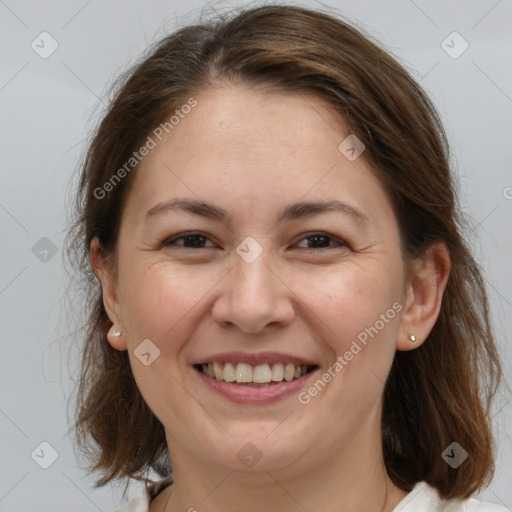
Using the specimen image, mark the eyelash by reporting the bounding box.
[161,231,347,251]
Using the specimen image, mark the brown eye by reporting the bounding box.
[162,232,215,248]
[295,232,347,250]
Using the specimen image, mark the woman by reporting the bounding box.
[65,4,508,512]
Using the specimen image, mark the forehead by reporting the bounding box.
[121,84,393,227]
[138,84,351,177]
[181,84,347,151]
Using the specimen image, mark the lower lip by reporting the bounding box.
[193,366,319,404]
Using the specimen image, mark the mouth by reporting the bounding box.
[193,362,319,386]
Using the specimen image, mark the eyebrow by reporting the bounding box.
[145,197,369,225]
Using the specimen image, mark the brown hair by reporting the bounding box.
[65,3,504,500]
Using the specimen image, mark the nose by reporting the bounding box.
[211,251,295,333]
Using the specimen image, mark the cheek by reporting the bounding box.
[300,261,402,355]
[300,264,403,414]
[119,261,222,346]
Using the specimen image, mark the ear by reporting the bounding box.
[89,237,127,351]
[396,242,451,351]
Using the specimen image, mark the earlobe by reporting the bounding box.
[396,243,451,351]
[89,237,127,351]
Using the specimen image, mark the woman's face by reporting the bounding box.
[103,84,412,473]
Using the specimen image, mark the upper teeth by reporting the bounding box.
[200,362,310,384]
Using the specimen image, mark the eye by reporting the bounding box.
[294,232,347,250]
[162,231,346,251]
[162,232,216,249]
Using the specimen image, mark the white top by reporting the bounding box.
[113,476,510,512]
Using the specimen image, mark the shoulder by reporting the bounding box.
[112,476,174,512]
[394,481,510,512]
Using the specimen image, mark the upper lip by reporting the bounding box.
[191,351,319,367]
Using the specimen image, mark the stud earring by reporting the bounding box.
[109,325,122,337]
[409,333,416,343]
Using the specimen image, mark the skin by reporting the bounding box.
[90,83,450,512]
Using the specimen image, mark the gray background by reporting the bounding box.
[1,0,511,510]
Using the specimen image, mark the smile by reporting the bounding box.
[195,362,317,386]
